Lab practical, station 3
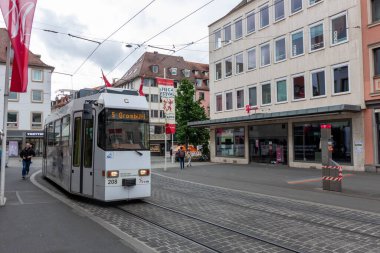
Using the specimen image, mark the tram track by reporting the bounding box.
[116,202,301,253]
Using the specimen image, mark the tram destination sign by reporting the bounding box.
[107,110,149,121]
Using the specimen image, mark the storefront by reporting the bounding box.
[6,130,44,157]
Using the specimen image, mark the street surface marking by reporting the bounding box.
[15,191,24,205]
[287,174,354,185]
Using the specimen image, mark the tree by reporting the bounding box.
[175,79,209,149]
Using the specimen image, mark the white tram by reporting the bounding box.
[42,88,151,201]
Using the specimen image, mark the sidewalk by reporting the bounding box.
[153,160,380,213]
[0,158,135,253]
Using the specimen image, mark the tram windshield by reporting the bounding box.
[98,109,149,151]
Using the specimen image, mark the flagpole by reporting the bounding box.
[0,40,12,206]
[163,69,167,172]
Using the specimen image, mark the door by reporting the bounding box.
[82,118,94,196]
[71,113,82,193]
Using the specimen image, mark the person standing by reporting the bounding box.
[20,142,35,179]
[177,147,185,170]
[186,149,192,167]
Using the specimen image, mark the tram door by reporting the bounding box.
[71,112,94,196]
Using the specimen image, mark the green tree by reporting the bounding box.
[175,79,209,149]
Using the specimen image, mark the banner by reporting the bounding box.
[101,69,112,87]
[0,0,38,92]
[156,77,176,134]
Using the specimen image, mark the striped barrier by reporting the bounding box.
[322,165,343,182]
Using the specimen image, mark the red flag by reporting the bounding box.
[101,69,112,87]
[0,0,38,92]
[139,78,145,96]
[165,124,176,134]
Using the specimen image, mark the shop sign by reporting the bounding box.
[150,144,161,153]
[26,132,44,137]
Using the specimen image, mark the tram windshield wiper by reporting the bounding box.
[134,150,143,156]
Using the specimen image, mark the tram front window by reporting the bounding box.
[98,109,149,151]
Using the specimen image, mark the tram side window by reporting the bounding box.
[83,119,93,168]
[73,117,82,167]
[47,123,54,146]
[54,119,61,146]
[61,116,70,146]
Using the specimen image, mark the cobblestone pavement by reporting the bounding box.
[36,172,380,253]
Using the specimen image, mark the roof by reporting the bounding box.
[115,51,209,88]
[209,0,251,28]
[188,105,362,128]
[0,28,54,70]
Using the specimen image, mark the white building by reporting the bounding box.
[0,28,54,156]
[190,0,366,170]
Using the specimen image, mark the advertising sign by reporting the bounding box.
[156,77,176,134]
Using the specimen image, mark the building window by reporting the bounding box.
[236,89,244,109]
[145,94,149,102]
[195,79,203,87]
[216,127,245,157]
[333,64,349,94]
[291,30,304,57]
[291,0,303,14]
[160,110,165,119]
[311,69,326,97]
[374,48,380,76]
[216,94,223,112]
[215,62,222,80]
[182,69,191,77]
[150,94,159,103]
[275,37,286,62]
[293,75,305,100]
[247,11,255,34]
[199,92,205,100]
[224,24,232,44]
[31,90,43,103]
[225,57,233,77]
[260,43,270,67]
[7,111,18,128]
[151,65,159,73]
[170,68,177,75]
[262,83,271,105]
[31,112,43,129]
[260,4,269,28]
[235,18,243,39]
[150,110,159,118]
[226,92,233,110]
[276,79,287,102]
[249,86,257,106]
[309,0,322,6]
[310,23,324,51]
[293,121,352,163]
[214,29,222,49]
[235,53,244,74]
[247,48,256,70]
[205,80,209,87]
[331,12,348,45]
[372,0,380,23]
[31,69,43,82]
[194,70,200,76]
[144,78,156,87]
[274,0,285,21]
[8,92,18,101]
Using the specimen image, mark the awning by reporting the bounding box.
[188,104,362,128]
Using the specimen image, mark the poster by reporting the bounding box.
[8,141,18,157]
[157,77,176,134]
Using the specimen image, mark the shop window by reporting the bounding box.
[235,53,244,74]
[31,112,43,129]
[249,86,257,106]
[374,47,380,76]
[291,30,304,57]
[224,24,231,44]
[260,43,270,67]
[235,18,243,39]
[32,69,43,82]
[333,64,349,94]
[7,111,18,128]
[274,0,285,21]
[247,11,255,34]
[214,29,222,49]
[216,94,223,112]
[291,0,303,14]
[331,13,348,45]
[32,90,43,103]
[215,62,222,80]
[276,79,287,102]
[275,37,286,62]
[226,92,233,110]
[311,70,326,97]
[247,48,257,70]
[293,121,352,163]
[262,83,271,105]
[236,89,244,109]
[372,0,380,23]
[260,4,269,28]
[225,57,233,77]
[216,127,245,157]
[310,23,324,51]
[293,75,305,100]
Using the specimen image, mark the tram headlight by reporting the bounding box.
[138,169,150,176]
[107,170,119,178]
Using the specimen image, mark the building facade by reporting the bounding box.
[0,29,54,156]
[362,0,380,171]
[115,51,209,156]
[190,0,366,171]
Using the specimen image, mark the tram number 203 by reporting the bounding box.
[107,179,118,185]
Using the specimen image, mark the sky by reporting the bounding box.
[1,0,242,98]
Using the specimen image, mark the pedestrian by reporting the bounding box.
[177,146,185,170]
[20,142,35,179]
[186,149,192,167]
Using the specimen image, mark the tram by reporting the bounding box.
[42,88,151,202]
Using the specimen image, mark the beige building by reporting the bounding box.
[190,0,366,171]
